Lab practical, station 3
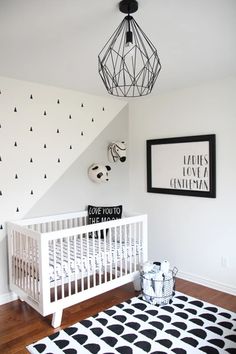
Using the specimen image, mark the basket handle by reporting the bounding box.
[172,267,178,277]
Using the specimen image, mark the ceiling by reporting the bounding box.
[0,0,235,98]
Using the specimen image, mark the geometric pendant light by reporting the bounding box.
[98,0,161,97]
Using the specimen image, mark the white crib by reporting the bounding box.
[7,211,147,327]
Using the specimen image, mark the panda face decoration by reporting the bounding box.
[108,141,126,163]
[88,163,111,183]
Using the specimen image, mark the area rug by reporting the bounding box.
[27,291,236,354]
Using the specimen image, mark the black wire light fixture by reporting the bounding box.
[98,0,161,97]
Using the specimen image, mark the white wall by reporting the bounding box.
[129,77,236,294]
[0,76,126,300]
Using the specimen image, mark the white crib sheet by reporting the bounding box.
[48,237,139,282]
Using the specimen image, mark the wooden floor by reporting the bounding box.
[0,278,235,354]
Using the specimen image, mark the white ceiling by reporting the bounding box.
[0,0,235,97]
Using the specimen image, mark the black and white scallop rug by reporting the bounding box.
[27,291,236,354]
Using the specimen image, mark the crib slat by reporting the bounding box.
[19,232,22,289]
[60,238,64,299]
[15,232,18,287]
[104,230,107,283]
[136,222,139,270]
[67,236,71,297]
[124,225,128,275]
[119,226,122,277]
[52,240,57,302]
[80,234,84,291]
[33,237,36,298]
[138,221,141,269]
[12,232,15,287]
[92,232,96,287]
[29,236,33,297]
[17,232,20,287]
[33,238,37,299]
[73,235,77,294]
[98,231,102,285]
[22,234,25,290]
[129,224,132,274]
[26,236,30,294]
[86,233,90,289]
[133,223,138,271]
[23,234,26,294]
[28,236,32,296]
[114,227,117,279]
[110,229,113,281]
[17,232,21,289]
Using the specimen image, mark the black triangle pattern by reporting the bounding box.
[27,292,236,354]
[0,92,109,216]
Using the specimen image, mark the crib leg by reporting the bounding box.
[52,309,63,328]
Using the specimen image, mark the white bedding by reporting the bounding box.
[48,237,139,282]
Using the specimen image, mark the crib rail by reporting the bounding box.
[8,211,147,326]
[7,223,40,306]
[18,211,88,233]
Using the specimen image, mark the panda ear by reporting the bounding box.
[105,165,111,171]
[97,172,103,179]
[92,166,99,170]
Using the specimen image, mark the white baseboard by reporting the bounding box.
[178,270,236,296]
[0,291,18,305]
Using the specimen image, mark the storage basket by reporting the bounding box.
[141,266,178,305]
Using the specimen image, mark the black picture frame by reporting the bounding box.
[146,134,216,198]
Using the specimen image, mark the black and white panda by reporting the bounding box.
[88,163,111,183]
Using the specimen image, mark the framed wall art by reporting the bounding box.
[146,134,216,198]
